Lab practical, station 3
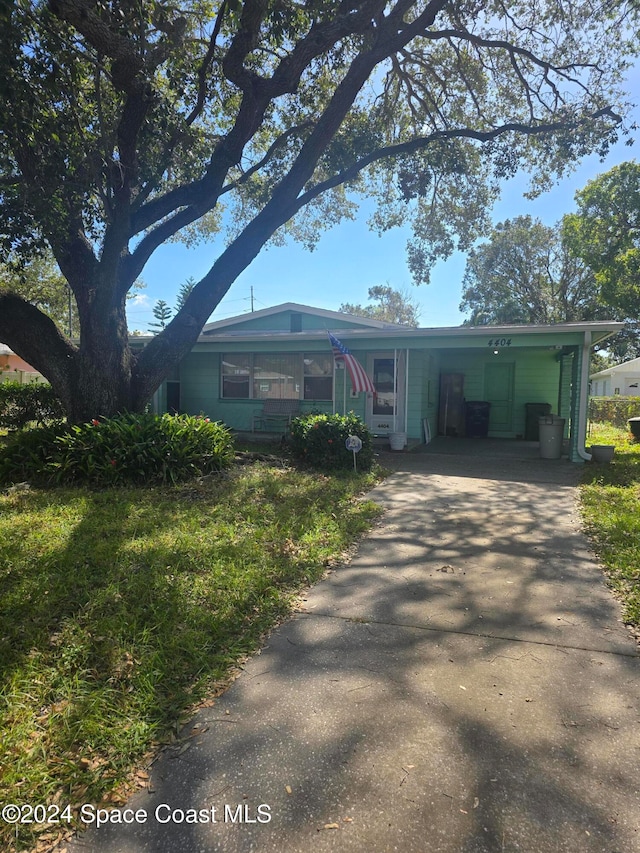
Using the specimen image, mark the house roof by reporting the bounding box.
[590,356,640,379]
[197,304,623,345]
[201,302,408,333]
[129,304,624,348]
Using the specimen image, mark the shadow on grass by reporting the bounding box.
[65,451,640,853]
[0,465,380,850]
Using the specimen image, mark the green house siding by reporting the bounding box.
[160,342,572,442]
[508,350,562,438]
[179,349,338,431]
[435,348,561,438]
[406,350,425,440]
[424,350,440,440]
[179,352,220,417]
[148,306,619,459]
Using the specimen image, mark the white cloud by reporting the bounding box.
[129,293,151,308]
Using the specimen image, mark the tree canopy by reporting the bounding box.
[0,0,637,420]
[563,161,640,321]
[339,284,421,326]
[0,253,77,337]
[459,215,603,326]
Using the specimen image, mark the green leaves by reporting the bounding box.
[459,214,602,326]
[2,0,639,421]
[289,412,374,471]
[564,162,640,321]
[0,381,65,431]
[0,413,235,487]
[339,284,421,326]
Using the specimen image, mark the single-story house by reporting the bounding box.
[148,303,622,463]
[590,357,640,397]
[0,344,43,384]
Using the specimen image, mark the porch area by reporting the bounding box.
[415,436,549,460]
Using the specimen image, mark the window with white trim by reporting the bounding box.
[221,353,333,400]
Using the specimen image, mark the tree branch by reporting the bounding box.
[421,29,600,94]
[184,1,228,127]
[132,0,456,389]
[288,108,622,215]
[0,292,77,407]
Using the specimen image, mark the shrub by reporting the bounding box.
[0,381,65,430]
[0,413,235,486]
[289,412,374,471]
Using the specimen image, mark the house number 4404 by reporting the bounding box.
[488,338,512,347]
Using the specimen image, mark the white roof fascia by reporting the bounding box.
[195,320,624,345]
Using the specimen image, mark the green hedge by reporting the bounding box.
[588,397,640,429]
[0,413,235,486]
[0,381,65,430]
[289,412,374,471]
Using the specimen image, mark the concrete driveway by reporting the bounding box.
[68,448,640,853]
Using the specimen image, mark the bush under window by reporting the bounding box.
[289,412,373,471]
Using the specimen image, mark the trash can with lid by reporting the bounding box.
[465,401,491,437]
[525,402,552,441]
[539,415,566,459]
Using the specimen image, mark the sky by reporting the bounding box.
[126,67,640,334]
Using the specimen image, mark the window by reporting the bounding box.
[222,354,251,398]
[303,354,333,400]
[253,354,301,399]
[221,353,333,400]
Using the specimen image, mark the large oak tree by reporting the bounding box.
[459,212,640,363]
[564,161,640,321]
[459,215,603,325]
[0,0,636,421]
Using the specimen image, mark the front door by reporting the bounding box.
[484,362,515,433]
[366,354,396,435]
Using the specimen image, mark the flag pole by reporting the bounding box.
[343,360,347,415]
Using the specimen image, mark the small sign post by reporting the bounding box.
[345,435,363,472]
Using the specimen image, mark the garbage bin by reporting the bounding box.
[629,417,640,439]
[465,401,491,438]
[539,415,566,459]
[525,402,552,441]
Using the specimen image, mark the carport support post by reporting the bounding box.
[570,330,593,463]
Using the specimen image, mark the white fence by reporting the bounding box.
[0,369,46,384]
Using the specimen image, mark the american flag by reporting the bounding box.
[327,332,376,394]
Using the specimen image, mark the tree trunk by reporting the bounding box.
[65,353,136,423]
[0,289,143,424]
[65,296,138,423]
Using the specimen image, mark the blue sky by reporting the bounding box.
[127,67,640,333]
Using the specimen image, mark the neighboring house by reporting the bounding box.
[142,303,621,463]
[0,344,44,384]
[590,357,640,397]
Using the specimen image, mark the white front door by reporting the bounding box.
[366,353,397,435]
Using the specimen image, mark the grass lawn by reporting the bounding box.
[581,422,640,634]
[0,459,383,852]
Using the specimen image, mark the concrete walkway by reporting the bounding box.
[69,450,640,853]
